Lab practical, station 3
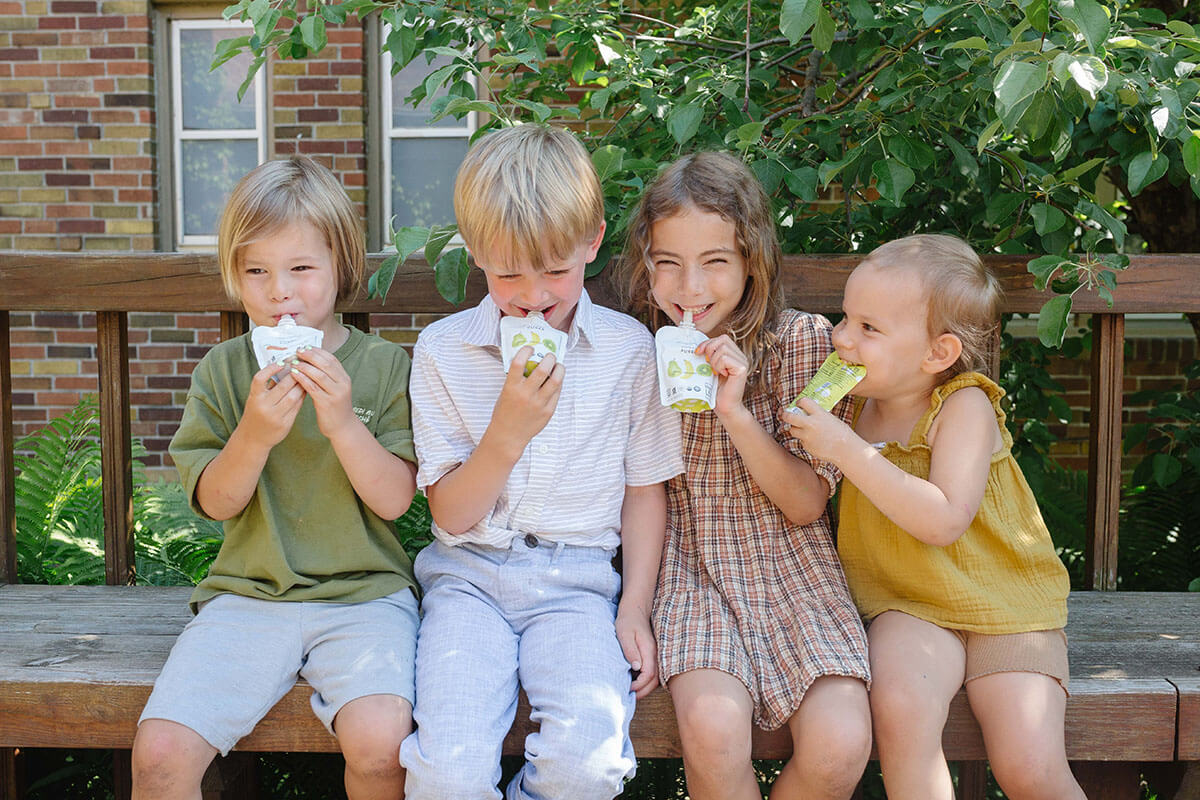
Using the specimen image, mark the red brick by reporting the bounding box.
[2,142,43,155]
[111,156,150,170]
[75,124,101,139]
[18,156,64,170]
[89,46,134,59]
[0,125,28,139]
[103,92,152,107]
[45,141,92,154]
[39,17,76,29]
[36,392,86,406]
[46,204,91,218]
[274,93,316,107]
[0,48,38,61]
[316,93,361,107]
[58,219,104,233]
[94,172,137,187]
[55,93,102,107]
[117,189,152,203]
[106,61,152,76]
[15,63,60,77]
[91,109,136,123]
[330,62,361,76]
[46,172,90,186]
[54,377,100,391]
[79,16,123,29]
[297,108,338,123]
[68,188,114,202]
[60,63,100,77]
[25,220,55,233]
[298,140,346,154]
[65,156,110,170]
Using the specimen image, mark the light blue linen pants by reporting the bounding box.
[400,536,637,800]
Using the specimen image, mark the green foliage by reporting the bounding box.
[221,0,1199,339]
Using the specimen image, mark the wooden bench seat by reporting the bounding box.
[2,584,1194,765]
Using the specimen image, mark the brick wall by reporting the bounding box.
[2,1,377,473]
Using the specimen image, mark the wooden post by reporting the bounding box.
[957,761,988,800]
[1085,314,1124,590]
[342,312,370,333]
[0,312,16,584]
[220,311,248,342]
[97,311,135,586]
[1072,761,1140,799]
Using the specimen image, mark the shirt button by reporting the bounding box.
[538,444,549,454]
[524,533,539,548]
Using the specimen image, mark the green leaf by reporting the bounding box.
[872,159,915,206]
[667,104,703,146]
[369,252,400,300]
[1023,0,1050,31]
[734,122,766,146]
[812,5,836,53]
[943,135,979,178]
[784,166,819,201]
[319,4,346,24]
[1060,157,1105,183]
[433,247,471,305]
[211,35,251,70]
[1183,134,1200,178]
[1078,200,1126,247]
[1028,254,1064,290]
[780,0,821,45]
[1031,204,1067,234]
[512,98,553,122]
[976,118,1004,156]
[888,134,935,169]
[1063,56,1107,103]
[1037,293,1073,347]
[1168,20,1197,38]
[922,5,952,25]
[752,158,785,193]
[945,37,990,51]
[392,226,430,258]
[424,224,457,266]
[299,14,326,53]
[1127,151,1167,195]
[994,60,1048,129]
[1189,577,1200,592]
[985,192,1024,225]
[1152,453,1183,487]
[592,145,624,183]
[1055,0,1110,54]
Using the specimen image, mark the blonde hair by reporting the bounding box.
[217,156,365,301]
[454,124,604,270]
[618,151,782,395]
[864,234,1002,375]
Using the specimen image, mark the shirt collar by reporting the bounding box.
[462,290,597,351]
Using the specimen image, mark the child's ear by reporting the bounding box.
[922,332,963,374]
[584,221,607,262]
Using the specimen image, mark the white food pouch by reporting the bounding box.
[500,311,568,376]
[250,315,324,370]
[655,312,717,412]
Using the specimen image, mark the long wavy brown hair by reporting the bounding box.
[617,151,783,396]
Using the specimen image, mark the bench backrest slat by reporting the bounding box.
[1,251,1197,588]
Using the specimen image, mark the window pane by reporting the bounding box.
[181,140,258,237]
[181,28,257,130]
[391,53,467,130]
[391,138,468,228]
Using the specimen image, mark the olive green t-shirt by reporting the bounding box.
[170,326,418,612]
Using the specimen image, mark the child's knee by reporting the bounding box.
[131,720,214,792]
[401,735,500,800]
[523,750,630,800]
[335,695,412,768]
[869,680,945,736]
[675,696,753,767]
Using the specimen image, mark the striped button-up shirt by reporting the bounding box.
[411,291,684,549]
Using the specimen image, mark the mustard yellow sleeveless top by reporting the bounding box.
[837,372,1070,634]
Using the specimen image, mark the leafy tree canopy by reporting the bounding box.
[219,0,1200,345]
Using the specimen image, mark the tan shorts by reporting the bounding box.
[947,627,1070,694]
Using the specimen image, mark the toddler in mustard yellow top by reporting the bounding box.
[785,234,1081,800]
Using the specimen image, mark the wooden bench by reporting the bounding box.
[2,252,1199,799]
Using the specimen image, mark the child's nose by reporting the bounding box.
[680,264,704,295]
[269,275,291,301]
[831,321,851,350]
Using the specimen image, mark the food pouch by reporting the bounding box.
[500,311,567,376]
[786,352,865,413]
[655,312,717,412]
[250,315,324,370]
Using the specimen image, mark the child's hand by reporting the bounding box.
[615,606,659,699]
[289,346,359,441]
[781,398,860,465]
[488,346,564,456]
[695,334,749,417]
[241,362,306,448]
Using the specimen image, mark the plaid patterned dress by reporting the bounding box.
[653,309,871,730]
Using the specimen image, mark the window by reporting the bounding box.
[381,46,477,232]
[170,19,266,247]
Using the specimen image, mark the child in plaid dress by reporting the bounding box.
[618,152,871,800]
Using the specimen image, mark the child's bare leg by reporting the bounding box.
[131,718,218,800]
[770,675,871,800]
[966,672,1085,800]
[669,669,760,800]
[867,611,965,800]
[334,694,412,800]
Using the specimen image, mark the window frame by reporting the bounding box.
[168,17,267,248]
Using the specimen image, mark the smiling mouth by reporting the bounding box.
[676,304,713,319]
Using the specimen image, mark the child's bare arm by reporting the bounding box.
[785,388,997,546]
[698,334,828,525]
[290,346,417,519]
[196,364,304,520]
[426,347,563,535]
[616,482,666,699]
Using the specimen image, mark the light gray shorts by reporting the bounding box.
[139,588,418,755]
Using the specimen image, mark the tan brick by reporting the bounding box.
[0,189,15,202]
[2,175,46,190]
[0,80,47,93]
[9,360,30,376]
[0,203,39,217]
[340,108,363,124]
[95,205,138,218]
[20,188,66,202]
[81,235,133,250]
[25,1,47,13]
[46,47,92,61]
[273,62,305,76]
[32,360,80,376]
[314,124,362,139]
[0,17,36,31]
[102,125,152,139]
[115,77,152,92]
[274,109,298,124]
[91,140,140,155]
[105,218,152,234]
